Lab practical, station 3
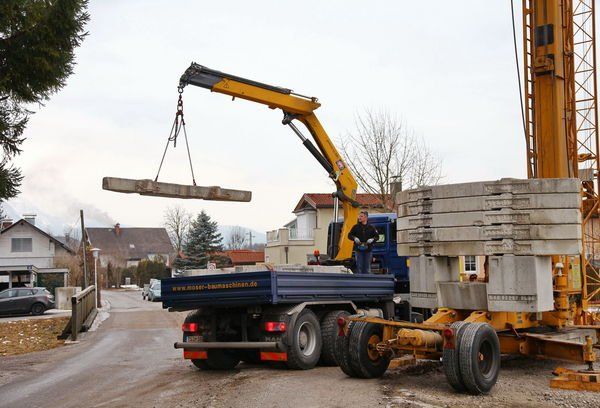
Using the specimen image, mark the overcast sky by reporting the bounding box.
[7,1,530,235]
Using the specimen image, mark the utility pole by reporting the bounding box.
[246,230,255,249]
[80,210,88,288]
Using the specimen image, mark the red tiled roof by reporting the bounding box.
[293,193,389,213]
[214,250,265,265]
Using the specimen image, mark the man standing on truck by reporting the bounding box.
[348,210,379,274]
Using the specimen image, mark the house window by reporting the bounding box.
[11,238,32,253]
[464,256,477,272]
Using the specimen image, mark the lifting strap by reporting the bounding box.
[154,87,197,186]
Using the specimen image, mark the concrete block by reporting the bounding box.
[56,287,81,310]
[437,282,488,310]
[409,256,458,309]
[396,178,580,204]
[487,255,553,312]
[398,224,582,243]
[397,209,581,230]
[102,177,252,202]
[398,193,581,217]
[398,238,582,256]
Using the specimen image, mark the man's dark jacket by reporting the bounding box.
[347,223,379,250]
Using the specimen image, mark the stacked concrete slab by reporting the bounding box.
[397,178,582,312]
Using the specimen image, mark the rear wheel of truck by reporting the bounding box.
[206,349,240,370]
[319,310,350,366]
[458,323,500,395]
[442,321,470,392]
[348,321,390,379]
[336,321,360,377]
[191,358,211,370]
[286,309,322,370]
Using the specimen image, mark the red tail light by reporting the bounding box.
[337,317,347,336]
[182,322,199,332]
[442,328,454,339]
[264,321,287,332]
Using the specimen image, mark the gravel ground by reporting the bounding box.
[381,357,600,408]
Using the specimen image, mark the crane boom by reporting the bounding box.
[179,63,360,261]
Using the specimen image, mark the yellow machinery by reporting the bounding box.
[336,0,600,394]
[178,64,360,262]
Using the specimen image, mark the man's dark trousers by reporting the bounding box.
[355,250,373,274]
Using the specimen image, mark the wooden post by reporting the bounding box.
[80,210,88,288]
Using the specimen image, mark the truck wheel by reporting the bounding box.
[286,309,322,370]
[458,323,500,395]
[442,321,470,392]
[191,359,211,370]
[206,350,240,370]
[336,321,360,377]
[319,310,350,366]
[348,321,390,379]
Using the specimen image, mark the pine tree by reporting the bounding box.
[0,0,89,200]
[176,210,223,269]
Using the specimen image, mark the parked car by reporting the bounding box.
[148,281,161,302]
[0,287,55,315]
[142,284,151,300]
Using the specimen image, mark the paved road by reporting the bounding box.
[0,290,383,408]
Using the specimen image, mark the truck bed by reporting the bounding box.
[161,270,394,310]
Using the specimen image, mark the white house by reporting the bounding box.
[0,216,74,290]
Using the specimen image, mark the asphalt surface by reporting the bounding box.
[0,290,383,408]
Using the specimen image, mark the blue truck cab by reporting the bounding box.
[327,213,409,295]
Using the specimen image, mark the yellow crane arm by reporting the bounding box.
[179,63,360,261]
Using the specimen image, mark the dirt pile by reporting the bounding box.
[0,317,69,356]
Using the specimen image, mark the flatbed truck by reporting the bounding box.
[162,269,395,370]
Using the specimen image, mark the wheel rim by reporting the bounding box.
[478,339,494,378]
[367,334,381,361]
[297,321,317,356]
[33,304,42,313]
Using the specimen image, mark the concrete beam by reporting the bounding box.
[396,178,580,204]
[102,177,252,202]
[397,238,582,256]
[398,192,580,217]
[398,224,582,243]
[397,208,581,230]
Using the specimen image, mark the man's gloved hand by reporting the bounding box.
[366,238,375,244]
[354,237,361,244]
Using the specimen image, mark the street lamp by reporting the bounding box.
[91,248,100,309]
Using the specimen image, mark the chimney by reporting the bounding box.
[1,218,13,230]
[114,223,121,236]
[389,177,403,207]
[23,214,37,226]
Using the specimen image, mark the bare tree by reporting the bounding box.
[227,226,247,250]
[164,206,192,252]
[339,109,442,211]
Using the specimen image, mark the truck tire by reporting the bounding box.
[286,309,322,370]
[336,321,360,377]
[206,350,240,370]
[191,358,211,370]
[348,321,390,379]
[319,310,350,366]
[458,323,500,395]
[442,321,470,392]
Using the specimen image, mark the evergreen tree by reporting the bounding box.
[175,210,223,269]
[0,0,89,199]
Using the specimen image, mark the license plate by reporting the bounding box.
[186,335,203,343]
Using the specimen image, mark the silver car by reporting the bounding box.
[148,281,161,302]
[0,287,55,315]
